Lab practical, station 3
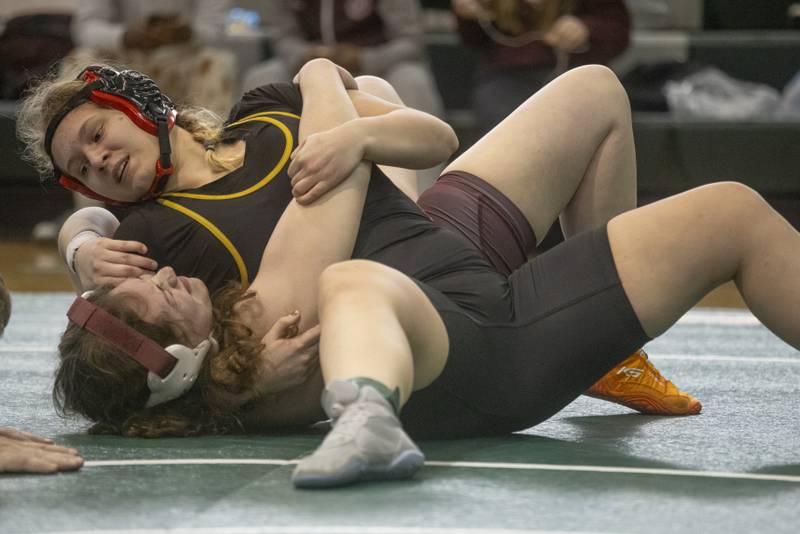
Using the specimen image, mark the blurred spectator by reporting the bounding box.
[453,0,631,134]
[0,13,73,100]
[32,0,237,241]
[242,0,444,119]
[66,0,235,116]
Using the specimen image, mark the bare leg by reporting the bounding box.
[443,65,636,242]
[610,182,800,347]
[317,260,450,404]
[293,260,447,488]
[354,76,420,201]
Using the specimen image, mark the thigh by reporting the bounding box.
[402,228,650,438]
[346,261,451,390]
[418,171,536,274]
[499,227,649,424]
[444,65,626,240]
[607,182,765,338]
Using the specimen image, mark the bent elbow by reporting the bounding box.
[434,122,458,161]
[444,124,459,156]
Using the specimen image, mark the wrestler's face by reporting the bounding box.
[50,103,161,202]
[111,267,213,347]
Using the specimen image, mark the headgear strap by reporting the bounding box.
[67,297,177,378]
[44,66,177,206]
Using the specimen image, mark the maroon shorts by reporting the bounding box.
[417,171,536,275]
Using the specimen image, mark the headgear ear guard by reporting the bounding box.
[43,65,177,206]
[66,295,217,409]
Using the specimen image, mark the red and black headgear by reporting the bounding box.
[43,66,177,205]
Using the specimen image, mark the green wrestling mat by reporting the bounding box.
[1,294,799,533]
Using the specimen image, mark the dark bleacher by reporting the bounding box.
[1,26,799,236]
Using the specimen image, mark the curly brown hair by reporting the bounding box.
[54,282,266,437]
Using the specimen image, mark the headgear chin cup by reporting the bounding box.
[66,296,216,409]
[44,65,177,206]
[146,337,219,408]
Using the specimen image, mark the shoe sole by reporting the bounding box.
[292,449,425,489]
[586,392,703,415]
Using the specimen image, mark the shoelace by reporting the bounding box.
[325,402,373,447]
[636,354,681,394]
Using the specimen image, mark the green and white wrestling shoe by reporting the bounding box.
[292,379,425,488]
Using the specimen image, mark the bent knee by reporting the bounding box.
[571,65,630,117]
[706,181,771,219]
[355,75,403,105]
[319,260,403,302]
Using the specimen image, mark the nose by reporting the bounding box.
[154,266,178,288]
[86,145,110,172]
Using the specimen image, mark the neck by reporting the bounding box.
[163,127,216,192]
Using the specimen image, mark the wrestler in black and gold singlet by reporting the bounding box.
[114,83,648,439]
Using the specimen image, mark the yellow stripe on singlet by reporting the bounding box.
[162,111,300,201]
[156,198,250,285]
[155,111,301,284]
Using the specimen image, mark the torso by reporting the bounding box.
[114,83,508,429]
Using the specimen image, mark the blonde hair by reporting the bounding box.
[16,64,242,186]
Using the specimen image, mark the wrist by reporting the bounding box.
[342,119,372,161]
[65,231,100,275]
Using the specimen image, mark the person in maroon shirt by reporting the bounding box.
[453,0,631,134]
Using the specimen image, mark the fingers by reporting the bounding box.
[16,452,84,474]
[0,439,84,474]
[288,139,307,178]
[302,348,320,379]
[296,182,331,205]
[29,441,81,455]
[103,240,158,271]
[264,311,301,342]
[295,324,321,349]
[291,176,315,197]
[78,239,158,287]
[0,427,53,444]
[105,239,147,255]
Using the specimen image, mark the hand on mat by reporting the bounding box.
[0,427,83,474]
[288,124,365,205]
[74,237,158,290]
[258,312,321,394]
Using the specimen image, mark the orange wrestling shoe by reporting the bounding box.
[585,350,702,415]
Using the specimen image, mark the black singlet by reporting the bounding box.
[115,83,649,440]
[114,83,506,319]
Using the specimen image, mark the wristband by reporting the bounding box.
[65,231,101,275]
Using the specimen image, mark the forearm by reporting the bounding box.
[346,108,458,169]
[253,60,371,325]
